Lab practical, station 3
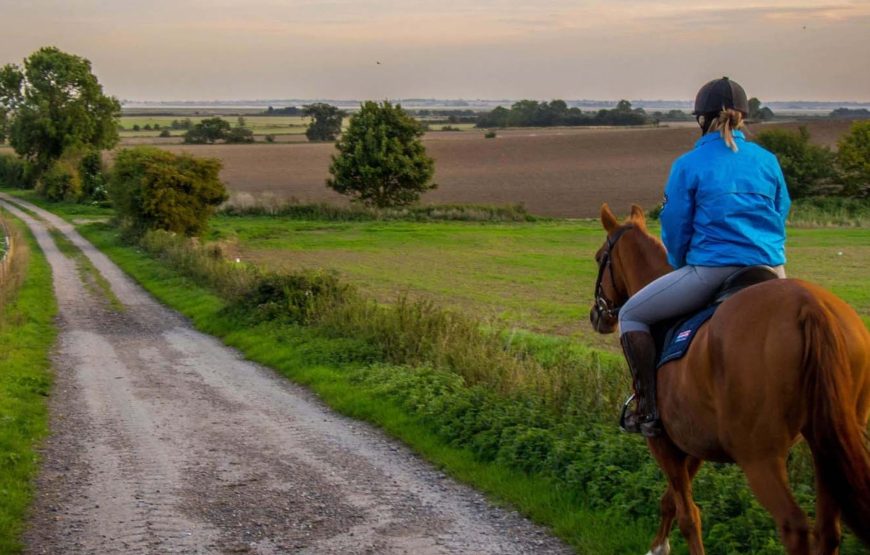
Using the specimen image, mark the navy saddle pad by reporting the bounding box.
[656,304,718,368]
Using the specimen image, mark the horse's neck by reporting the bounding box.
[625,236,671,296]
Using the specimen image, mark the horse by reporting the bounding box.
[589,203,870,555]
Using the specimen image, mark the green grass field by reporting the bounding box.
[206,217,870,352]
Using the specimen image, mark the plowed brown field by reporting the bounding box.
[153,120,853,218]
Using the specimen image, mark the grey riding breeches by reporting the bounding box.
[618,265,786,336]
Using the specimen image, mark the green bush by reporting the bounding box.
[183,117,231,144]
[264,134,276,143]
[78,150,108,201]
[108,147,227,236]
[837,120,870,197]
[36,159,82,201]
[755,126,837,198]
[225,127,255,144]
[158,129,171,138]
[0,154,34,189]
[328,101,436,208]
[484,131,497,139]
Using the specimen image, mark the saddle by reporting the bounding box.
[651,265,780,368]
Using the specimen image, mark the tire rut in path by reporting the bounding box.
[0,195,572,555]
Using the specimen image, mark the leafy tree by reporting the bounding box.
[183,117,230,144]
[304,103,344,141]
[109,147,227,236]
[36,158,82,201]
[836,120,870,197]
[0,46,120,172]
[748,97,774,121]
[236,115,247,128]
[225,126,255,143]
[756,126,836,197]
[79,149,107,201]
[327,101,435,208]
[159,129,171,138]
[615,99,633,112]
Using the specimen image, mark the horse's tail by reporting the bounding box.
[801,299,870,544]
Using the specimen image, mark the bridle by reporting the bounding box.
[593,226,632,322]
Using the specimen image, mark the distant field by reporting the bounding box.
[158,119,855,218]
[207,217,870,352]
[117,115,313,138]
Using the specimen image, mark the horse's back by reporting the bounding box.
[659,278,870,462]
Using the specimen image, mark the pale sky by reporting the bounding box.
[1,0,868,101]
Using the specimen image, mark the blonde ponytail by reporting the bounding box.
[706,108,745,152]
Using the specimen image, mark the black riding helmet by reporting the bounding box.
[693,77,748,133]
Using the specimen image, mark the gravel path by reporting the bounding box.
[0,194,571,555]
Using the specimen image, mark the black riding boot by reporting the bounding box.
[619,331,663,438]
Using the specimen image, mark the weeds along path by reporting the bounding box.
[0,194,570,555]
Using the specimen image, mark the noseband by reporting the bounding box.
[593,226,631,321]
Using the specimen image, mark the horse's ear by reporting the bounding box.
[629,204,647,230]
[600,203,619,233]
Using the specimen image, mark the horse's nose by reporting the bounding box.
[589,307,599,330]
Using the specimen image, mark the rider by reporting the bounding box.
[618,77,791,437]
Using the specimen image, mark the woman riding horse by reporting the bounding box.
[617,77,790,437]
[589,78,870,553]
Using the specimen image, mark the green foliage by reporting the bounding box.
[0,215,57,554]
[755,126,837,198]
[225,126,255,144]
[476,99,649,128]
[304,103,345,141]
[748,97,775,121]
[328,101,436,208]
[837,120,870,197]
[484,131,497,139]
[264,134,275,143]
[78,149,107,201]
[788,197,870,227]
[158,128,171,138]
[0,46,120,172]
[36,158,82,201]
[183,117,231,144]
[219,198,535,222]
[0,154,34,189]
[108,147,227,236]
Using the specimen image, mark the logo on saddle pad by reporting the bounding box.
[675,329,692,342]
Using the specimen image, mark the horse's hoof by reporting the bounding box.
[646,539,670,555]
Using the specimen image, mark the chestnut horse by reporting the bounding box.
[589,204,870,555]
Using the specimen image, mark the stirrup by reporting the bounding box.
[619,394,637,433]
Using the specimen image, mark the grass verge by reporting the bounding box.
[0,212,57,554]
[47,228,124,313]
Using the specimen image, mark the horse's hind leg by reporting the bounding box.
[649,457,703,555]
[648,441,705,555]
[742,458,810,554]
[813,471,841,555]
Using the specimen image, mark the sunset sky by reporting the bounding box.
[1,0,868,101]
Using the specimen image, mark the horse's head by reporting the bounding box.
[589,203,653,334]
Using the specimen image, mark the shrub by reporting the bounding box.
[36,159,82,201]
[0,154,34,189]
[328,101,436,208]
[484,131,497,139]
[755,126,837,198]
[78,150,108,201]
[836,120,870,197]
[304,103,344,141]
[225,127,255,144]
[183,117,231,144]
[159,129,171,138]
[132,124,141,131]
[108,147,227,236]
[264,134,276,143]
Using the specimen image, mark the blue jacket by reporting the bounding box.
[660,130,790,269]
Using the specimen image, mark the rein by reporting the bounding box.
[593,225,632,321]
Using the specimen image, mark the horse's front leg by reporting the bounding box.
[647,440,706,555]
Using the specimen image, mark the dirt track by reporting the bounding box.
[0,194,570,555]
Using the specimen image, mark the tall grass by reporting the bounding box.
[0,213,57,554]
[788,196,870,227]
[220,193,538,222]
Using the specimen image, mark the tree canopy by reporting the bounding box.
[327,101,435,208]
[183,117,231,144]
[476,99,649,128]
[0,46,120,170]
[304,103,345,141]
